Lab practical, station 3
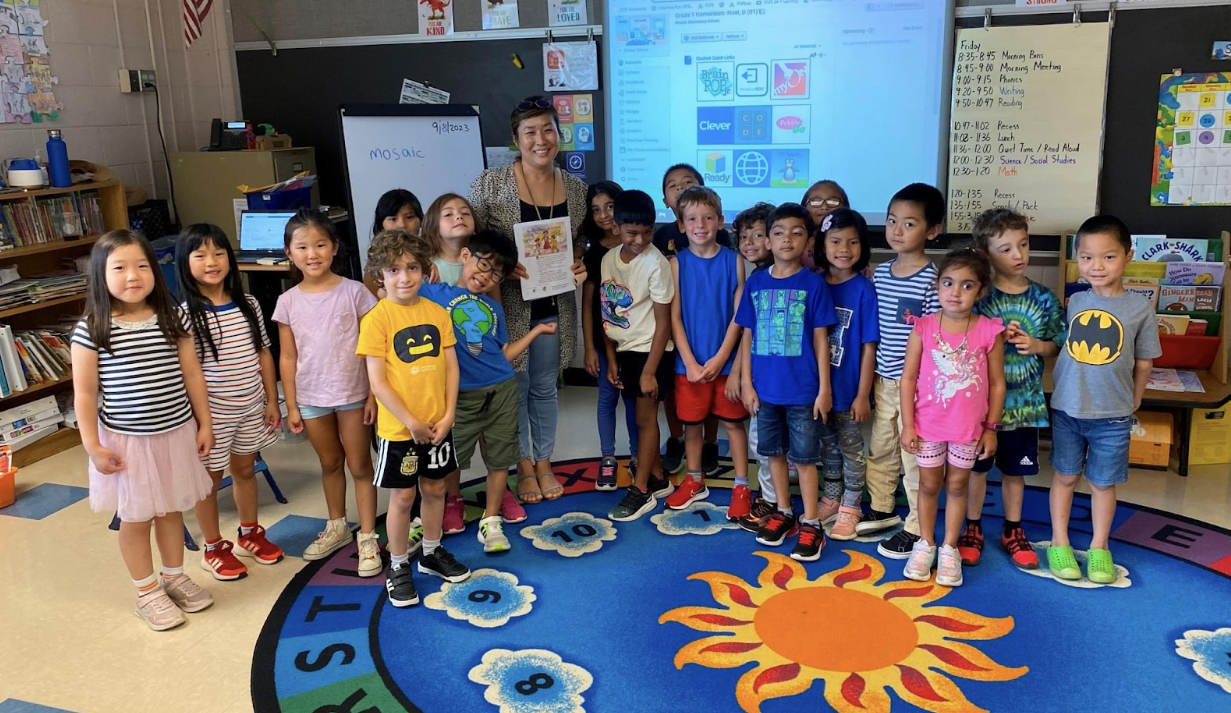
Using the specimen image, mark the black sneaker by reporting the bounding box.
[609,486,656,522]
[855,509,902,535]
[418,546,471,583]
[738,497,777,533]
[756,512,798,546]
[385,562,419,607]
[596,456,618,491]
[877,529,920,560]
[702,441,720,476]
[648,472,675,499]
[662,437,685,474]
[791,523,826,562]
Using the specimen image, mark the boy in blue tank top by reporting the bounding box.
[667,187,751,519]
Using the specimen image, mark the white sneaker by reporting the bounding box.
[936,544,964,587]
[903,539,937,582]
[477,515,510,553]
[303,518,353,561]
[357,531,383,577]
[134,589,186,631]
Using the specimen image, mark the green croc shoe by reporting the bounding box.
[1085,548,1117,584]
[1047,545,1082,580]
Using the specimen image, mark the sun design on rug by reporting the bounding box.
[659,551,1027,713]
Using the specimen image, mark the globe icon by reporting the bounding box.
[453,298,494,355]
[735,151,769,186]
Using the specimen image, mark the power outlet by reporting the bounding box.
[117,69,157,93]
[139,70,156,90]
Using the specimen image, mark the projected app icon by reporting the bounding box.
[771,149,809,188]
[698,150,733,187]
[771,105,810,144]
[736,63,768,97]
[772,59,810,99]
[697,61,735,102]
[697,107,735,144]
[734,151,770,187]
[735,106,770,145]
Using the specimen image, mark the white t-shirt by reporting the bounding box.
[599,244,675,354]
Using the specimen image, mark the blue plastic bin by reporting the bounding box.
[151,236,180,299]
[246,186,312,212]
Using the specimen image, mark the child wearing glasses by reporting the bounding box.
[801,180,850,269]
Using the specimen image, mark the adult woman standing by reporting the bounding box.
[470,96,588,505]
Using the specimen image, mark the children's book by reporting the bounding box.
[1194,286,1222,312]
[1133,237,1209,262]
[1159,286,1197,312]
[1164,261,1225,286]
[1156,314,1191,335]
[1125,282,1160,308]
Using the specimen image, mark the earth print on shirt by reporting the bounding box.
[754,288,806,357]
[600,280,634,329]
[447,295,496,356]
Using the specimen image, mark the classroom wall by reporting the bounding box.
[0,0,239,201]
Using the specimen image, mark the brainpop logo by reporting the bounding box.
[700,66,732,98]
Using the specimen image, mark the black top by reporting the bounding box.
[582,240,616,348]
[519,199,569,321]
[652,222,733,256]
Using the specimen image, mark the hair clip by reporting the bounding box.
[821,214,834,233]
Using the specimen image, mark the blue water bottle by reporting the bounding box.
[46,130,70,188]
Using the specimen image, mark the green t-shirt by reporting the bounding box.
[973,281,1065,429]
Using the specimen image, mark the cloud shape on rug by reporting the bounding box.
[520,512,616,558]
[650,501,738,535]
[468,648,594,713]
[1176,627,1231,695]
[423,568,535,628]
[1019,541,1132,589]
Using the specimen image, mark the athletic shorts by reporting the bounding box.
[454,378,521,471]
[374,433,457,489]
[203,400,279,473]
[915,440,979,470]
[616,350,675,401]
[674,375,749,424]
[972,427,1039,476]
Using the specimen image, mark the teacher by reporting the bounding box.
[470,95,588,505]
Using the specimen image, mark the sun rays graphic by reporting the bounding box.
[659,551,1027,713]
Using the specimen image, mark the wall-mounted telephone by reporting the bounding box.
[209,119,253,151]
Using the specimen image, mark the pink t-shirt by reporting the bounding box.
[272,278,378,407]
[913,313,1004,444]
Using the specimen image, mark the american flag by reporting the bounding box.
[183,0,214,48]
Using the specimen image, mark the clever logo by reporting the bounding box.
[696,107,735,145]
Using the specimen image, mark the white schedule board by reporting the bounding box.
[947,23,1111,235]
[340,105,485,263]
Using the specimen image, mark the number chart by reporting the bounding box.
[948,23,1110,235]
[1151,72,1231,206]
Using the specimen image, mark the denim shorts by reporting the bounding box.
[298,399,365,421]
[755,402,820,463]
[1049,410,1133,487]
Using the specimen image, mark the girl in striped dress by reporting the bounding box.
[71,230,216,631]
[177,224,283,582]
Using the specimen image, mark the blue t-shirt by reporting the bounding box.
[676,246,741,376]
[826,273,880,412]
[734,266,837,406]
[419,283,512,390]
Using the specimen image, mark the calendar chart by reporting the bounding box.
[1152,73,1231,206]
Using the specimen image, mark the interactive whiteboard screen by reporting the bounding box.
[605,0,951,223]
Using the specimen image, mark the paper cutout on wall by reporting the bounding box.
[481,0,519,30]
[0,0,59,123]
[419,0,454,37]
[548,0,587,27]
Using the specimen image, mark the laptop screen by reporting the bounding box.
[239,211,295,252]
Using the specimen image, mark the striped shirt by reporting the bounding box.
[71,312,193,435]
[185,296,271,414]
[874,259,940,379]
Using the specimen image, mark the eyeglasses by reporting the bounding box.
[475,254,504,282]
[807,197,844,209]
[516,97,553,112]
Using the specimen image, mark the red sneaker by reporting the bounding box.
[443,496,466,535]
[727,485,753,521]
[235,525,284,565]
[200,540,247,581]
[1000,526,1040,569]
[957,522,984,566]
[666,477,709,510]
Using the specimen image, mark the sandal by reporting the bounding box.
[1085,548,1117,584]
[1046,544,1081,581]
[516,466,543,504]
[536,461,564,501]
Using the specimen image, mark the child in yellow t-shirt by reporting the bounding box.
[357,230,467,609]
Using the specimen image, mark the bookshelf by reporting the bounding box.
[0,179,128,465]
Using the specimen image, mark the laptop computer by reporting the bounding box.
[237,210,296,261]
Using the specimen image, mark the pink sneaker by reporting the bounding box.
[500,490,527,524]
[443,496,466,535]
[818,497,840,525]
[829,506,860,540]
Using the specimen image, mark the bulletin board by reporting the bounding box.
[1151,72,1231,207]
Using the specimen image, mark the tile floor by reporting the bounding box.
[1,386,1229,713]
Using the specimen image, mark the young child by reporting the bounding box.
[373,189,423,236]
[422,193,476,288]
[358,230,468,608]
[667,186,751,518]
[421,229,557,550]
[72,230,215,630]
[1048,216,1159,584]
[864,183,944,559]
[176,224,283,581]
[801,179,850,269]
[581,181,640,489]
[964,209,1064,569]
[900,249,1005,587]
[815,209,879,541]
[601,189,677,521]
[273,210,382,577]
[736,203,837,561]
[653,163,727,476]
